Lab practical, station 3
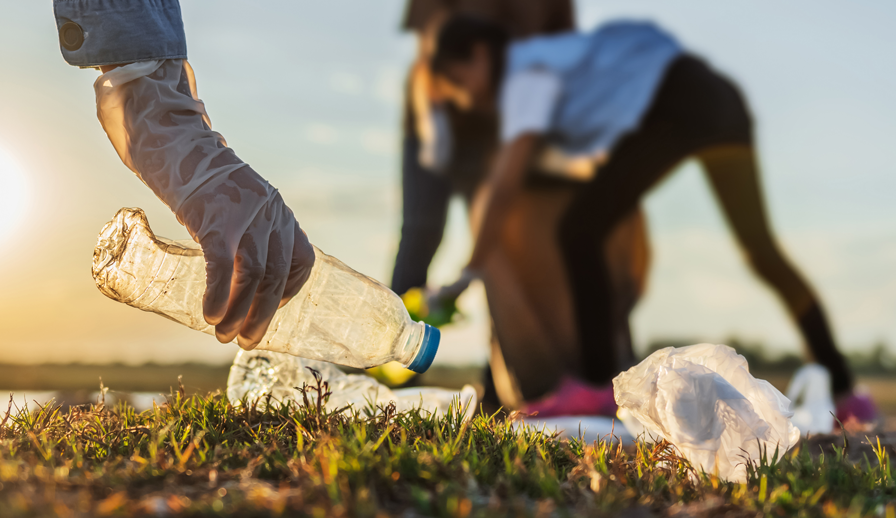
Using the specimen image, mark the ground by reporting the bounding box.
[1,374,896,517]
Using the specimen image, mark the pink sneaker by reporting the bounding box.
[520,377,617,418]
[835,392,878,426]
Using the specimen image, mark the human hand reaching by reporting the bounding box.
[178,172,314,348]
[94,59,315,348]
[429,267,479,308]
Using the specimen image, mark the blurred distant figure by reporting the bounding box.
[393,0,577,287]
[427,15,876,423]
[391,0,652,412]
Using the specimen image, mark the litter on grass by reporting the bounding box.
[93,208,440,372]
[520,415,634,443]
[227,349,478,420]
[786,363,835,435]
[613,343,800,482]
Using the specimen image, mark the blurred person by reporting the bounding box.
[392,0,651,413]
[52,0,642,413]
[53,1,314,350]
[428,15,876,423]
[393,0,578,289]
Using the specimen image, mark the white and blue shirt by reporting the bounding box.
[501,21,682,175]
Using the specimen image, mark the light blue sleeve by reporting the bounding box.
[53,0,187,68]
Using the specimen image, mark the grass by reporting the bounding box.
[1,376,895,517]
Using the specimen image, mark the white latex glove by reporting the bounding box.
[94,59,314,348]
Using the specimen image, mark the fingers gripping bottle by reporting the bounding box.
[92,208,440,372]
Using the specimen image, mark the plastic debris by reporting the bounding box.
[613,343,800,482]
[521,416,633,443]
[227,349,477,420]
[786,364,835,435]
[93,208,440,372]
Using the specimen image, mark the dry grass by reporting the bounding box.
[0,375,895,517]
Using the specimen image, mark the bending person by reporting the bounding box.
[392,0,577,294]
[53,1,314,348]
[428,16,875,423]
[392,0,651,412]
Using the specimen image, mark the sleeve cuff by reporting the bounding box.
[54,0,187,68]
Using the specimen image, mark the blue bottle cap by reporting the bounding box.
[407,324,440,373]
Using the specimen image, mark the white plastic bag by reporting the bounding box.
[786,364,835,435]
[613,343,800,482]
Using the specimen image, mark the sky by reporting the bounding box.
[0,0,894,367]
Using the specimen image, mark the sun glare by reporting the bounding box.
[0,146,29,243]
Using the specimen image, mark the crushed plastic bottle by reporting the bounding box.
[227,349,478,420]
[613,343,800,482]
[786,364,835,435]
[92,208,440,372]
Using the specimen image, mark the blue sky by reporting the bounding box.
[0,0,894,366]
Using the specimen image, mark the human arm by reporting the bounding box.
[426,133,536,311]
[391,129,452,296]
[54,1,314,348]
[434,67,560,300]
[466,133,538,271]
[468,68,561,270]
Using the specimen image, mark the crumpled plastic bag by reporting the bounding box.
[613,343,800,482]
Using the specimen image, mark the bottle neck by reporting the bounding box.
[397,321,426,368]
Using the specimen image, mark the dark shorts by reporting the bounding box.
[557,55,755,384]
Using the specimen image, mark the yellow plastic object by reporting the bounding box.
[402,288,429,321]
[402,287,459,328]
[366,362,418,388]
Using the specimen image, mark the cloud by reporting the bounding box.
[373,66,403,106]
[328,71,364,96]
[360,128,397,157]
[303,124,340,145]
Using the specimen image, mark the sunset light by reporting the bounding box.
[0,146,28,243]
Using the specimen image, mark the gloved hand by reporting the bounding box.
[94,59,314,348]
[430,267,478,308]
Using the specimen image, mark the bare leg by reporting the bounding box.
[700,144,853,395]
[478,183,650,405]
[476,187,578,404]
[604,207,651,371]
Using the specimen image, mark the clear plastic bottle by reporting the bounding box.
[92,208,440,372]
[226,349,478,420]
